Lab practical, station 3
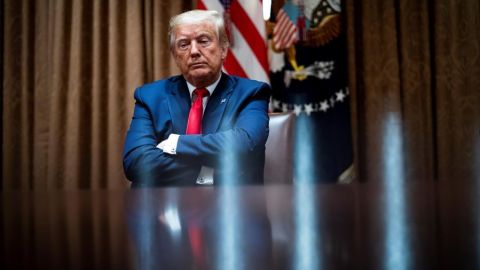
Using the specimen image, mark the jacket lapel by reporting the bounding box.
[167,77,191,134]
[203,74,235,134]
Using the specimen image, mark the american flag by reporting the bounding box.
[272,8,298,50]
[197,0,269,83]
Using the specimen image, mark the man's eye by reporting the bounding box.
[177,42,189,49]
[199,38,211,45]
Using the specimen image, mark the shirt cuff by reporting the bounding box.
[157,134,180,155]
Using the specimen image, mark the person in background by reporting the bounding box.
[123,10,271,187]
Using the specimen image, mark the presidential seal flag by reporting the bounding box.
[268,0,353,183]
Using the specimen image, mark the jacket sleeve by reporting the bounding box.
[175,82,270,161]
[122,88,196,184]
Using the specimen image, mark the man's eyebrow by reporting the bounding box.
[196,31,215,37]
[176,37,190,42]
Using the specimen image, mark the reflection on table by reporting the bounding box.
[2,181,480,269]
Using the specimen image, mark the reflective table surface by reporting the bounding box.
[2,181,480,269]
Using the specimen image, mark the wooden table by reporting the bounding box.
[2,181,479,269]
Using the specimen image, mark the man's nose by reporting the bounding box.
[190,41,200,57]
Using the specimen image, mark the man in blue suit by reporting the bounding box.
[123,10,271,187]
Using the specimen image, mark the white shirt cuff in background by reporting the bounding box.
[196,166,214,185]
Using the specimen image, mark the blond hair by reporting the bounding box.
[168,10,229,50]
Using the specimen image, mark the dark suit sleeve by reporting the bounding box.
[176,82,270,161]
[123,88,195,184]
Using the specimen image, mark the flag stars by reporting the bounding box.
[293,104,303,116]
[336,91,346,102]
[271,87,349,116]
[305,103,314,116]
[330,97,336,106]
[320,101,330,112]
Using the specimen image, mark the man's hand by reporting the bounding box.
[157,134,180,155]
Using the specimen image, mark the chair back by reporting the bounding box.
[264,112,295,184]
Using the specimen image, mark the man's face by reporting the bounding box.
[172,22,227,87]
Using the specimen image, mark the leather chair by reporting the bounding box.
[264,112,295,184]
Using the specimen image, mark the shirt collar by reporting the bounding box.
[186,73,222,98]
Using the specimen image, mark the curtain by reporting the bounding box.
[3,0,191,189]
[3,0,480,189]
[346,0,480,183]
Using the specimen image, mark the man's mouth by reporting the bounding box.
[189,62,207,68]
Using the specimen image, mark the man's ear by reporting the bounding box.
[221,45,228,60]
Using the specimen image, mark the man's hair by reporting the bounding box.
[168,10,229,51]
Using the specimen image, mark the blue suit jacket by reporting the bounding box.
[123,73,271,186]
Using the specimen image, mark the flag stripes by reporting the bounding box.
[272,9,298,50]
[198,0,269,83]
[230,1,268,73]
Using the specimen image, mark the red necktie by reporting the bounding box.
[186,88,209,267]
[186,88,210,134]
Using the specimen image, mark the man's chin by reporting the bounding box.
[187,70,215,84]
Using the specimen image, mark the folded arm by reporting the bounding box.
[123,89,196,184]
[176,83,270,160]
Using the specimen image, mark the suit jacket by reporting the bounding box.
[123,73,271,187]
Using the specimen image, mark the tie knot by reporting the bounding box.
[193,88,210,99]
